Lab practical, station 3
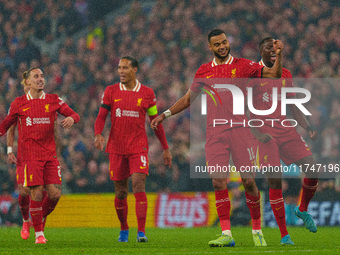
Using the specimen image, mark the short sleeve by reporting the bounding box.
[101,87,111,107]
[243,59,263,78]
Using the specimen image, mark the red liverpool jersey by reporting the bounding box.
[249,60,296,137]
[0,91,80,161]
[190,56,263,131]
[101,80,157,155]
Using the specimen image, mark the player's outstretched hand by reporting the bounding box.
[151,114,166,130]
[255,132,272,143]
[273,39,284,55]
[163,149,172,168]
[62,117,75,129]
[94,134,105,151]
[308,130,318,141]
[7,153,17,164]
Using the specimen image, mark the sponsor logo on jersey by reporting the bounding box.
[116,108,121,117]
[262,92,282,102]
[33,117,51,124]
[263,92,270,102]
[45,104,49,112]
[116,108,139,118]
[26,117,32,126]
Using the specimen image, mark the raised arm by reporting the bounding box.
[262,40,284,78]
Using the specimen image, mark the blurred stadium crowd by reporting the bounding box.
[0,0,339,196]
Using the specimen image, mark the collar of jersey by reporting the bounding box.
[259,59,267,67]
[119,79,141,92]
[27,91,46,100]
[212,55,234,67]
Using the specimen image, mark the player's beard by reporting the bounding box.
[214,48,230,61]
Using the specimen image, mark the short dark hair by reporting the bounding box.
[259,37,274,49]
[121,56,139,69]
[208,29,226,43]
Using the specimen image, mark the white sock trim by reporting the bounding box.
[252,229,263,235]
[222,230,232,237]
[35,231,44,238]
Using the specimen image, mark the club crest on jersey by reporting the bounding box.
[231,68,236,78]
[45,104,50,112]
[29,174,33,182]
[282,80,286,87]
[264,154,268,163]
[137,98,142,107]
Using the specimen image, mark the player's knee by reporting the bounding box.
[242,178,256,191]
[267,178,282,189]
[47,186,62,201]
[116,190,128,200]
[132,180,145,193]
[212,179,227,191]
[19,186,30,197]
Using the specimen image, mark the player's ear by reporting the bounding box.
[208,43,212,51]
[133,67,138,73]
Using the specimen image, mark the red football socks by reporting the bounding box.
[42,196,59,219]
[270,189,288,238]
[245,192,261,230]
[114,197,129,230]
[18,194,30,221]
[215,189,231,231]
[299,178,318,212]
[135,192,147,233]
[30,200,43,232]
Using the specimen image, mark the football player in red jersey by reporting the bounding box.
[0,68,80,244]
[151,29,284,247]
[94,56,172,243]
[249,37,319,245]
[6,82,32,240]
[7,77,62,240]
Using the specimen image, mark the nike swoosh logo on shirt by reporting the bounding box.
[114,99,122,102]
[23,107,30,111]
[207,75,213,78]
[260,82,267,86]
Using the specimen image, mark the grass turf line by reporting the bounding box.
[0,226,339,255]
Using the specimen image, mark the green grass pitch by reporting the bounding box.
[0,226,339,254]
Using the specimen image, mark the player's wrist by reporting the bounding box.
[163,109,172,118]
[7,146,13,154]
